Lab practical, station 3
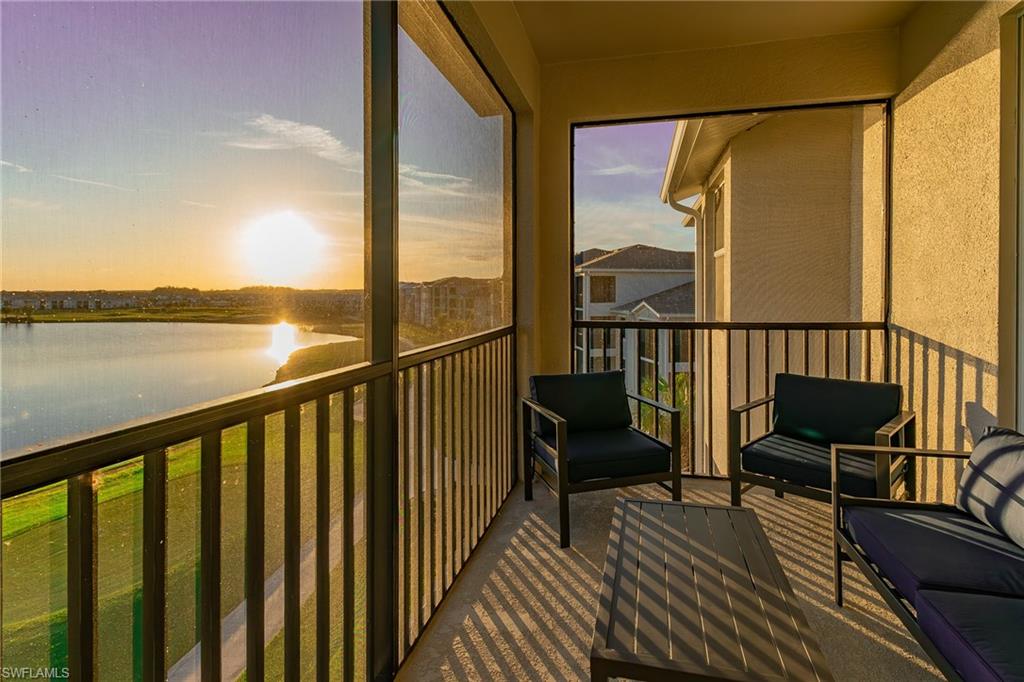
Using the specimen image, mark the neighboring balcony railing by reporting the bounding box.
[572,320,888,477]
[0,326,515,681]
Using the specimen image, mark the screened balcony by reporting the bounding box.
[1,1,1020,681]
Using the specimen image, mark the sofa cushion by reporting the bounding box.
[773,373,902,445]
[533,427,670,484]
[742,433,878,497]
[530,371,632,437]
[845,506,1024,601]
[956,426,1024,551]
[916,590,1024,682]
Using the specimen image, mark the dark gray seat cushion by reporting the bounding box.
[916,590,1024,682]
[533,428,670,484]
[530,371,631,437]
[845,506,1024,601]
[773,373,902,445]
[742,433,878,497]
[956,426,1024,551]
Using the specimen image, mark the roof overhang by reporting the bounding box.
[660,113,770,204]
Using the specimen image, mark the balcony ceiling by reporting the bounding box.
[513,1,919,64]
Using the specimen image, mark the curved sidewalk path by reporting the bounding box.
[168,496,365,681]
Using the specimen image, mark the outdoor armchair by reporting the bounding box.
[728,373,915,506]
[521,370,681,548]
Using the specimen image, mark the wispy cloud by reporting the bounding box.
[399,163,473,197]
[590,163,662,177]
[227,113,362,168]
[227,114,478,198]
[575,195,695,253]
[181,199,217,209]
[5,197,61,211]
[1,160,32,173]
[53,174,133,192]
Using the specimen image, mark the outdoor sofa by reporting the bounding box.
[833,426,1024,681]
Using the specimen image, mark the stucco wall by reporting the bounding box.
[890,1,1008,500]
[537,29,900,373]
[727,108,855,322]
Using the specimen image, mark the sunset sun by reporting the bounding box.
[240,211,327,286]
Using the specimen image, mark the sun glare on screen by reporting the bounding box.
[240,211,326,286]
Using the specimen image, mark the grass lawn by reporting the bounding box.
[1,395,368,680]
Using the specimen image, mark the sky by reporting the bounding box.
[574,121,696,255]
[1,1,508,291]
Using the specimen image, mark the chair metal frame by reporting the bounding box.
[831,443,971,682]
[521,392,682,548]
[727,393,916,505]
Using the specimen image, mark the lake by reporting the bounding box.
[1,322,353,453]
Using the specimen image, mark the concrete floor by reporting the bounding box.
[396,479,942,681]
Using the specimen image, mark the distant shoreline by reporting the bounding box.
[1,308,365,337]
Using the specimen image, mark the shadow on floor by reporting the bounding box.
[396,479,941,681]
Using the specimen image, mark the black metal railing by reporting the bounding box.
[395,329,515,658]
[0,327,516,681]
[572,320,888,477]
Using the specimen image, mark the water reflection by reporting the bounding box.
[266,321,301,365]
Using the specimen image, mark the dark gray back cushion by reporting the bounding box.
[957,426,1024,550]
[529,371,631,437]
[773,373,902,445]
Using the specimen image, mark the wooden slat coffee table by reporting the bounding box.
[591,500,833,681]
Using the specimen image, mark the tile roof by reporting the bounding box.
[610,280,695,317]
[578,244,694,271]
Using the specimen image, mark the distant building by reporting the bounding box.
[574,244,695,321]
[400,276,505,329]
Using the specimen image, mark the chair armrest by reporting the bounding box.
[832,444,969,460]
[521,397,567,429]
[626,391,679,414]
[875,411,915,444]
[831,443,970,536]
[730,394,774,415]
[520,397,569,479]
[625,392,682,481]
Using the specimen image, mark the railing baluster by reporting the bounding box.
[763,330,770,435]
[315,396,331,682]
[783,330,790,374]
[489,341,497,520]
[823,329,830,378]
[200,430,222,682]
[342,388,355,682]
[428,361,438,608]
[67,471,97,682]
[415,365,425,633]
[803,330,810,375]
[143,449,167,682]
[440,357,449,593]
[475,345,483,541]
[687,329,695,476]
[400,371,411,651]
[866,330,873,381]
[744,330,751,439]
[654,328,661,440]
[283,406,301,681]
[460,351,469,564]
[707,330,714,474]
[246,416,265,682]
[844,329,851,380]
[724,330,732,478]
